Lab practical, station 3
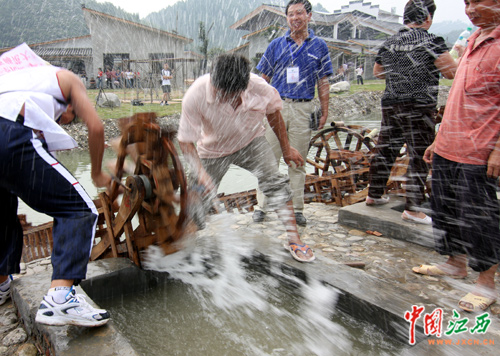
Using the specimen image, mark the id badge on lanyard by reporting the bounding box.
[287,66,299,84]
[287,40,305,84]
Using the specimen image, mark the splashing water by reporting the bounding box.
[140,214,350,355]
[90,213,402,356]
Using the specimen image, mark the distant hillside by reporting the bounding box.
[0,0,140,48]
[0,0,471,53]
[430,20,476,46]
[0,0,330,51]
[145,0,278,51]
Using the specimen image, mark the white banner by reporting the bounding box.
[0,43,50,76]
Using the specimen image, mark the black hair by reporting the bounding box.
[210,54,250,94]
[424,0,436,19]
[285,0,312,15]
[404,0,434,24]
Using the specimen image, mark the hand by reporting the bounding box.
[284,147,304,168]
[197,170,216,196]
[454,44,466,58]
[92,172,112,189]
[317,114,328,130]
[487,150,500,179]
[423,142,435,165]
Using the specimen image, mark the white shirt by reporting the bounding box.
[161,69,171,86]
[0,44,76,151]
[178,73,282,158]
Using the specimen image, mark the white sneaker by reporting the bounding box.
[160,101,165,106]
[35,287,110,327]
[402,210,432,225]
[366,196,390,206]
[0,275,13,306]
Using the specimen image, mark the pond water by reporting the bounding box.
[18,112,382,225]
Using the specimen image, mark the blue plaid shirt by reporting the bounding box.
[257,29,333,100]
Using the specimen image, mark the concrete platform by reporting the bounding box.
[12,255,499,356]
[13,257,424,355]
[9,200,500,355]
[339,195,435,248]
[12,258,140,356]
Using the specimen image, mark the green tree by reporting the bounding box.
[198,21,214,73]
[208,47,226,59]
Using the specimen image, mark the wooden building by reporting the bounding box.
[1,6,199,91]
[229,1,404,80]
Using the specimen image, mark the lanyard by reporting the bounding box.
[288,40,306,66]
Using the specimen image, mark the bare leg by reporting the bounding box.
[276,201,314,261]
[473,264,499,297]
[438,254,468,277]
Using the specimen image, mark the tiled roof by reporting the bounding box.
[33,47,92,57]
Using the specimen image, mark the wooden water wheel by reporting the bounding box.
[308,123,377,178]
[91,112,190,266]
[305,123,378,206]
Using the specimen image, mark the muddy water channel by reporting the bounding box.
[99,271,403,355]
[92,227,406,356]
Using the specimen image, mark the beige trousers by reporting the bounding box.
[256,100,313,213]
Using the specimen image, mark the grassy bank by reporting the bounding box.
[88,87,183,120]
[90,79,453,120]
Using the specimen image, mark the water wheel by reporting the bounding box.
[305,123,378,206]
[307,123,377,178]
[91,112,190,266]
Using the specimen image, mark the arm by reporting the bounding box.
[317,76,330,130]
[56,70,111,188]
[261,73,271,83]
[423,139,437,165]
[434,52,457,79]
[178,141,216,193]
[373,62,385,79]
[266,110,304,167]
[487,136,500,179]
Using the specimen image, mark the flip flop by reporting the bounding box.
[458,293,496,313]
[412,264,467,279]
[285,242,315,263]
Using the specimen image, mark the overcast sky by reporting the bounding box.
[99,0,471,24]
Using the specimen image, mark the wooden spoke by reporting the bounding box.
[91,112,190,265]
[305,124,379,206]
